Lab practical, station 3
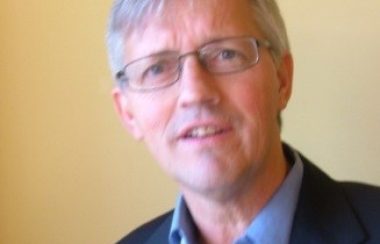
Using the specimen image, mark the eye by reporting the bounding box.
[219,49,238,60]
[138,57,178,86]
[205,47,246,65]
[144,63,166,77]
[141,61,173,83]
[210,48,245,63]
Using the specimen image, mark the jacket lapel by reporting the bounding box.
[290,156,366,244]
[145,212,172,244]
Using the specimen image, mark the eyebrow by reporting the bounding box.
[126,50,179,66]
[128,34,250,64]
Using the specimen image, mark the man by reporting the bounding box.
[106,0,380,243]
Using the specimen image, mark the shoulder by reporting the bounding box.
[342,182,380,203]
[291,152,380,243]
[302,154,380,212]
[116,210,174,244]
[341,182,380,223]
[301,153,380,215]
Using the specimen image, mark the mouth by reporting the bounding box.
[181,125,230,139]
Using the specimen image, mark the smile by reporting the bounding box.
[184,126,226,139]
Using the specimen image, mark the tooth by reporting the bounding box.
[189,126,219,138]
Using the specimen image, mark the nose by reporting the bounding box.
[177,56,221,108]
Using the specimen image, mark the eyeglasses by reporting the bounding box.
[116,36,271,92]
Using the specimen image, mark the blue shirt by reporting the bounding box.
[169,148,304,244]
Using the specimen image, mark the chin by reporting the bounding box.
[176,167,247,199]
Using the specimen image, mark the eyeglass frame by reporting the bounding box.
[115,36,271,92]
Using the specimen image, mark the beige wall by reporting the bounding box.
[280,0,380,184]
[1,0,379,243]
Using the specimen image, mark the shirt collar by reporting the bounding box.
[169,145,304,244]
[234,147,303,244]
[169,196,197,244]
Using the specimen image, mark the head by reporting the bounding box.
[107,0,293,199]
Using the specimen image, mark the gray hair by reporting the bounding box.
[106,0,290,78]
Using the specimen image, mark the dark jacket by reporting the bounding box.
[117,155,380,244]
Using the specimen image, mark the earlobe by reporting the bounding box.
[277,53,293,110]
[112,87,144,140]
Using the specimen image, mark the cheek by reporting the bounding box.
[226,71,280,131]
[131,93,175,139]
[229,78,272,116]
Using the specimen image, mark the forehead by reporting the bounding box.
[124,0,262,61]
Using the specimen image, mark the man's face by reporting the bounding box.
[113,0,293,198]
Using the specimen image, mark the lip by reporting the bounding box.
[176,120,233,141]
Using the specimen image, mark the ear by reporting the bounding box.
[276,52,293,111]
[112,87,143,140]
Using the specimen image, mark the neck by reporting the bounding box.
[181,144,289,244]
